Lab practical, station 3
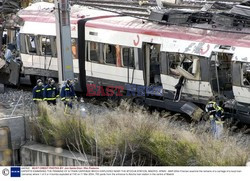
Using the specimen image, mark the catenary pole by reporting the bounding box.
[55,0,74,86]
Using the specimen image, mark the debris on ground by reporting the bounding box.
[0,87,33,117]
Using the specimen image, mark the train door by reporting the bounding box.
[144,43,162,96]
[210,52,233,98]
[144,43,161,86]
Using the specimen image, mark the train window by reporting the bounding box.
[167,53,201,80]
[104,44,116,65]
[181,57,194,73]
[88,41,99,62]
[40,36,52,56]
[168,53,182,76]
[242,63,250,86]
[72,39,78,59]
[26,35,37,54]
[122,47,134,67]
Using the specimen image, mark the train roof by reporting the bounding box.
[18,2,118,24]
[19,2,250,47]
[86,15,250,48]
[18,2,250,62]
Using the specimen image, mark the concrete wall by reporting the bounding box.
[21,142,96,166]
[0,116,25,150]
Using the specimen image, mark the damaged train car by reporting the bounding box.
[7,2,250,123]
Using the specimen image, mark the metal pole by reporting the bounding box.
[55,0,74,86]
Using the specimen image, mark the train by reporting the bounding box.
[1,2,250,123]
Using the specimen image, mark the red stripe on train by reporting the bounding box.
[86,22,250,48]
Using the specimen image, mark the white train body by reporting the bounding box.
[17,2,250,123]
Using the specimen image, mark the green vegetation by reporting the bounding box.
[32,101,249,166]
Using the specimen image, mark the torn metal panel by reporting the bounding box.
[8,59,20,85]
[180,102,204,121]
[0,58,6,70]
[148,10,165,21]
[0,0,20,14]
[230,4,250,17]
[212,13,236,28]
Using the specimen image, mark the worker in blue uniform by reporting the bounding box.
[60,79,77,109]
[205,97,224,138]
[32,79,44,103]
[43,78,59,105]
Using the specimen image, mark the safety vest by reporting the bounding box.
[205,101,218,113]
[43,85,59,101]
[60,84,77,101]
[206,101,224,119]
[32,85,44,101]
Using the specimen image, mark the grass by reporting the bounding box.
[31,100,250,166]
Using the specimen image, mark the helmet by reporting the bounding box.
[66,79,72,86]
[37,79,43,86]
[48,78,55,85]
[37,79,42,84]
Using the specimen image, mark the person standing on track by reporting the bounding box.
[43,78,59,105]
[32,79,44,103]
[60,79,77,109]
[205,96,224,139]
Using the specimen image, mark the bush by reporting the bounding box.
[32,101,249,166]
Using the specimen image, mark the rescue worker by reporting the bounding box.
[205,96,224,138]
[60,79,77,109]
[32,79,44,103]
[43,78,59,105]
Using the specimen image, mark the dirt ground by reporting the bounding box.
[0,87,33,117]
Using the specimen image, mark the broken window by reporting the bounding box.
[181,56,194,73]
[26,35,37,54]
[104,44,116,65]
[242,63,250,86]
[168,53,182,76]
[122,47,134,68]
[40,36,52,56]
[167,53,201,80]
